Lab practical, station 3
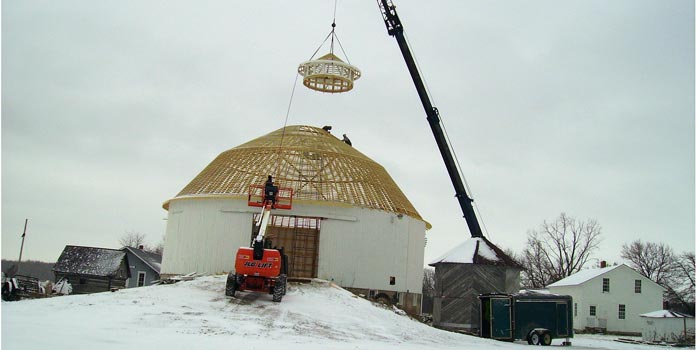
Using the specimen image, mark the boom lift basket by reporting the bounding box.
[248,184,293,210]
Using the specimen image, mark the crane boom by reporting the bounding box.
[377,0,483,238]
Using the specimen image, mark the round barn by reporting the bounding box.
[160,125,428,314]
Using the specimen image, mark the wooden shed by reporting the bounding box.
[53,245,130,294]
[429,237,522,332]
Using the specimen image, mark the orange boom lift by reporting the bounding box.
[225,176,293,302]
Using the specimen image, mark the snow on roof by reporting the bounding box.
[53,245,127,277]
[547,265,620,287]
[123,246,162,274]
[429,237,521,267]
[640,310,694,318]
[518,289,552,295]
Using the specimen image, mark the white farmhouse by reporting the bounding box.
[547,264,664,334]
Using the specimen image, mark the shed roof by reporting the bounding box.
[53,245,128,278]
[640,310,694,318]
[123,246,162,274]
[428,237,521,268]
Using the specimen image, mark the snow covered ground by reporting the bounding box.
[1,276,692,349]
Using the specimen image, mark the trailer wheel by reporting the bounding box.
[272,279,284,302]
[540,331,552,346]
[225,272,238,297]
[528,330,540,346]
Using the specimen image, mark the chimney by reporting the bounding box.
[600,260,607,268]
[138,245,144,250]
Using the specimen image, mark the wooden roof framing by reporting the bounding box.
[164,125,427,226]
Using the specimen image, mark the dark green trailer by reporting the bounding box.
[479,292,573,346]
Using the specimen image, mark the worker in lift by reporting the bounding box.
[264,175,278,208]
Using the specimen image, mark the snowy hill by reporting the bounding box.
[1,276,678,349]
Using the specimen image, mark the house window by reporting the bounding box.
[602,278,610,292]
[589,306,597,316]
[389,276,396,285]
[618,304,626,319]
[137,272,146,287]
[635,280,642,293]
[574,303,578,317]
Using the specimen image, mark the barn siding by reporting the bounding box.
[433,263,521,331]
[54,273,127,294]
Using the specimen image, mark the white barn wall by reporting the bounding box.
[161,198,254,275]
[318,206,425,293]
[161,197,426,294]
[548,265,664,333]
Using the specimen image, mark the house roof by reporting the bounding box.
[53,245,128,277]
[123,246,162,274]
[640,310,694,318]
[547,265,619,287]
[428,237,521,268]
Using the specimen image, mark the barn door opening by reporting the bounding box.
[251,215,321,278]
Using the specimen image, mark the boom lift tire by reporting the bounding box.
[279,274,287,295]
[225,272,238,297]
[272,278,285,302]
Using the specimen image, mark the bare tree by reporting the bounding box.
[147,238,165,255]
[675,252,695,291]
[621,241,695,314]
[423,267,436,296]
[519,213,602,288]
[422,267,436,314]
[119,230,147,249]
[621,240,675,284]
[520,237,554,289]
[670,252,695,312]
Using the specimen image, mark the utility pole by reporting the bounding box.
[17,219,28,274]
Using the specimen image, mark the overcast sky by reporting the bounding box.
[2,0,695,266]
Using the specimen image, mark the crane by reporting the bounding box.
[376,0,484,238]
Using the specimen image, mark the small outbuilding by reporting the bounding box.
[429,237,522,331]
[53,245,130,294]
[640,310,694,343]
[122,246,162,288]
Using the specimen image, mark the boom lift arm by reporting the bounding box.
[377,0,483,238]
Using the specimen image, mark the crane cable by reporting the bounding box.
[273,0,343,182]
[403,29,492,240]
[306,0,353,64]
[272,72,300,182]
